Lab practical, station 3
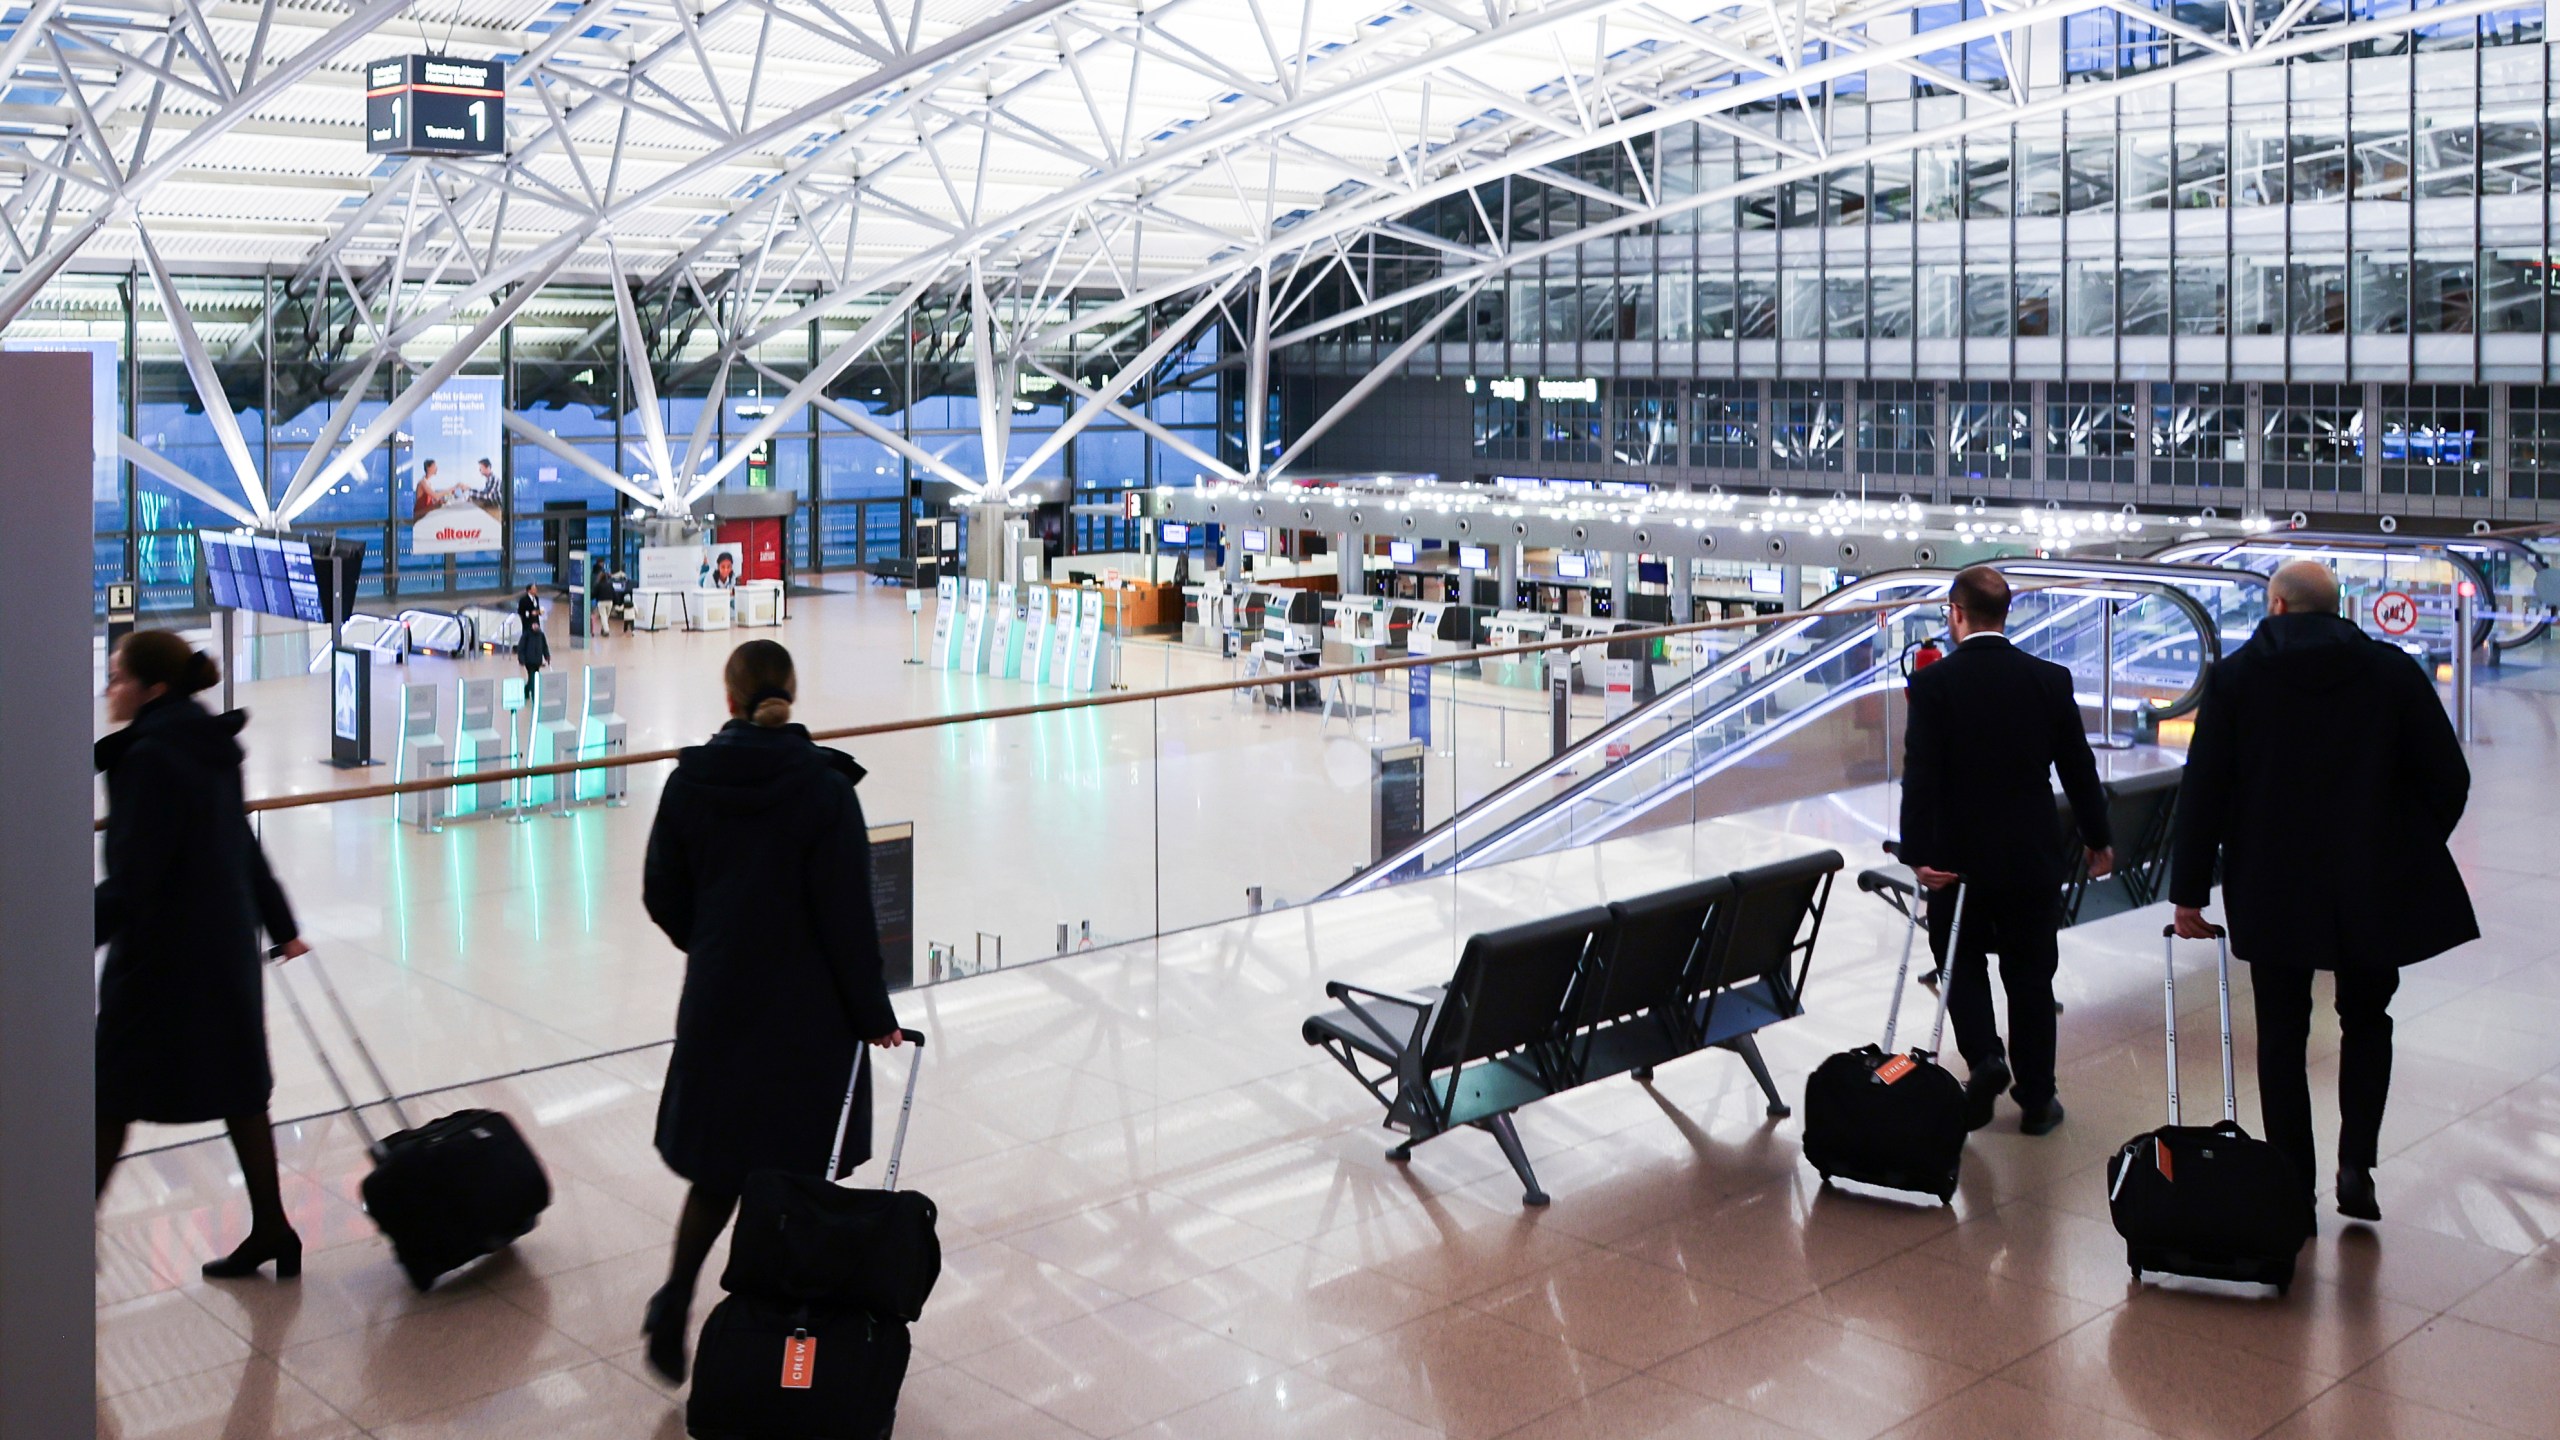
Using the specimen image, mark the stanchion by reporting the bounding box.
[2455,581,2476,744]
[1496,704,1511,768]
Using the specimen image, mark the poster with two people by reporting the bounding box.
[408,376,503,554]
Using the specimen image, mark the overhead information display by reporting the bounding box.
[366,56,505,157]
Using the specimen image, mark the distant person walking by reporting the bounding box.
[2170,561,2475,1226]
[94,631,309,1280]
[516,611,551,695]
[1899,565,2114,1136]
[515,582,543,631]
[639,640,904,1384]
[588,559,614,638]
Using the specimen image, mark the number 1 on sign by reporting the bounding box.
[468,99,486,141]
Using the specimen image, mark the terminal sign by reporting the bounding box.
[366,56,505,157]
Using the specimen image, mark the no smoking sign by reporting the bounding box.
[2373,590,2419,636]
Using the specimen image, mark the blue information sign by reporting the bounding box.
[1407,665,1432,746]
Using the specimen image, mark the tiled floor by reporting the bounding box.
[96,619,2560,1438]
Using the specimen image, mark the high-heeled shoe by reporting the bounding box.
[201,1228,302,1281]
[642,1285,691,1386]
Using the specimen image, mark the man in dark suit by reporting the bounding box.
[2170,561,2474,1225]
[1901,565,2114,1135]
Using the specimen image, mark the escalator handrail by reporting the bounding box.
[1325,558,2251,897]
[2145,532,2533,652]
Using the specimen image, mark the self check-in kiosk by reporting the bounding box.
[1255,587,1324,707]
[397,681,447,831]
[1483,611,1554,689]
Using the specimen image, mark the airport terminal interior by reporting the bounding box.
[4,0,2558,1436]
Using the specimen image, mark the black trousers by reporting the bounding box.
[2249,962,2400,1192]
[1926,882,2061,1106]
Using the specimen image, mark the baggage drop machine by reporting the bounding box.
[1253,587,1325,708]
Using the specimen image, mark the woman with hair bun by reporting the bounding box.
[638,639,903,1384]
[95,629,308,1279]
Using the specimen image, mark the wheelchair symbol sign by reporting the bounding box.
[2373,590,2419,636]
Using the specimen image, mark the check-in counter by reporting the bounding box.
[1482,611,1553,689]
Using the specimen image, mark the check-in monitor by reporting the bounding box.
[1388,540,1416,566]
[1748,566,1786,596]
[1458,544,1490,572]
[1557,552,1589,580]
[1241,528,1269,554]
[1160,521,1191,545]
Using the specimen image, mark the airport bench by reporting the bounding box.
[1861,766,2183,932]
[1301,850,1842,1205]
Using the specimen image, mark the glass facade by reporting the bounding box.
[1278,12,2558,514]
[17,277,1221,615]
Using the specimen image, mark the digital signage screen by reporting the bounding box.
[1458,544,1491,572]
[198,530,363,623]
[1159,521,1191,545]
[1240,528,1269,554]
[1557,552,1589,580]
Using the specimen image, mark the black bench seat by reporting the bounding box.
[1303,850,1843,1206]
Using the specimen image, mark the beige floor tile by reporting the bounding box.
[2253,1381,2535,1440]
[1152,1139,1440,1244]
[1139,1241,1446,1366]
[1303,1188,1607,1303]
[906,1239,1128,1364]
[97,1356,358,1440]
[488,1247,676,1362]
[275,1286,595,1429]
[2309,1220,2533,1312]
[1876,1377,2172,1440]
[1001,1188,1294,1297]
[1997,1310,2333,1440]
[2449,1254,2560,1348]
[1305,1305,1629,1440]
[952,1297,1274,1437]
[1121,1369,1450,1440]
[1465,1248,1776,1370]
[2120,1274,2434,1380]
[184,1235,487,1355]
[886,1364,1094,1440]
[1492,1372,1813,1440]
[1915,1199,2146,1307]
[99,1230,184,1310]
[2351,1316,2560,1439]
[367,1359,684,1440]
[1789,1250,2105,1372]
[1611,1181,1923,1305]
[98,1292,258,1399]
[1646,1308,1978,1440]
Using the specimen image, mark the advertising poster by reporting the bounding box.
[409,375,504,553]
[636,541,743,590]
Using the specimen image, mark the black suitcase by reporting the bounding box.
[692,1034,931,1440]
[685,1295,910,1440]
[362,1109,552,1292]
[723,1031,940,1320]
[277,954,552,1291]
[1803,877,1971,1203]
[2106,927,2305,1294]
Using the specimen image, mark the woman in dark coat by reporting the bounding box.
[95,630,308,1279]
[516,612,551,692]
[640,639,903,1383]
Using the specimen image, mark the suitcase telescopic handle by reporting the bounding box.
[2158,924,2236,1127]
[1926,881,1967,1056]
[272,959,378,1152]
[1880,877,1963,1054]
[825,1030,928,1192]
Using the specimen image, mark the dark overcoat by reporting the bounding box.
[1898,634,2114,892]
[95,697,300,1123]
[2169,611,2476,970]
[644,722,900,1190]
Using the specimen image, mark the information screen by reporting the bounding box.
[200,532,243,608]
[1557,552,1589,579]
[1748,566,1786,597]
[284,542,325,623]
[249,536,293,616]
[1458,544,1490,572]
[1388,540,1416,566]
[1240,528,1269,554]
[1160,521,1190,545]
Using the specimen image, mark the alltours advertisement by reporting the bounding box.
[408,375,503,554]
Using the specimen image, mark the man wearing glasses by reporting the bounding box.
[1899,566,2114,1135]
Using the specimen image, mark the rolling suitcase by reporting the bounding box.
[2106,927,2306,1295]
[276,953,552,1292]
[722,1030,940,1320]
[1803,880,1971,1203]
[689,1032,930,1440]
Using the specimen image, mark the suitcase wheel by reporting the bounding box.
[1766,1101,1792,1118]
[2129,1267,2142,1283]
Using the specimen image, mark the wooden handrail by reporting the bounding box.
[97,566,2153,827]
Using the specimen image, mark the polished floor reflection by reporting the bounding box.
[96,630,2560,1439]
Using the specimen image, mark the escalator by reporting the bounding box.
[2146,531,2551,657]
[1327,558,2260,897]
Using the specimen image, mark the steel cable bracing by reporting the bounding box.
[0,0,2519,515]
